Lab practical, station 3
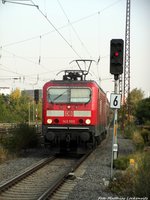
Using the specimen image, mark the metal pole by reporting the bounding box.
[28,102,30,125]
[35,106,38,129]
[113,79,118,159]
[110,76,119,178]
[33,100,35,122]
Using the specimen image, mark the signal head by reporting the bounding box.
[110,39,124,75]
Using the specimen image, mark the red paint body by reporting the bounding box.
[42,80,109,153]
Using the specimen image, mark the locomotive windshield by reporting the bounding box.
[47,87,91,103]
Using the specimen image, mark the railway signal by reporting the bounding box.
[34,89,39,130]
[110,39,124,178]
[110,39,124,76]
[34,89,39,104]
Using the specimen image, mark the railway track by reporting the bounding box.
[0,151,92,200]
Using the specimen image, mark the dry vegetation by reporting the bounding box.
[109,125,150,198]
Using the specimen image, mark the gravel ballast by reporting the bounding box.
[66,130,135,200]
[0,129,135,199]
[66,130,114,200]
[0,149,49,186]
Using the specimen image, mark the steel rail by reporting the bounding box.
[38,150,92,200]
[0,156,56,193]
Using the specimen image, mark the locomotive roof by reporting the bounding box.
[46,79,100,86]
[44,79,106,94]
[48,79,96,84]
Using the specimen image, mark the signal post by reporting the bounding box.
[34,89,39,130]
[109,39,124,178]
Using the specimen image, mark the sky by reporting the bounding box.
[0,0,150,97]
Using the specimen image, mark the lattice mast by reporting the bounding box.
[123,0,131,123]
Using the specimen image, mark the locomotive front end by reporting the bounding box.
[42,81,95,153]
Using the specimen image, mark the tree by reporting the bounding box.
[0,89,42,123]
[118,88,144,127]
[127,88,144,116]
[10,88,21,100]
[0,95,8,122]
[136,97,150,124]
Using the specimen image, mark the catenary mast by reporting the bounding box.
[121,0,131,128]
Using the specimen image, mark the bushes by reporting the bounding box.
[110,124,150,197]
[132,130,145,150]
[113,156,129,170]
[109,171,134,196]
[109,152,150,197]
[123,123,136,139]
[134,152,150,197]
[141,129,150,145]
[132,128,150,150]
[0,146,8,163]
[123,123,150,150]
[2,123,38,154]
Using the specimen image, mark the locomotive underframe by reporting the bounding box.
[42,124,106,153]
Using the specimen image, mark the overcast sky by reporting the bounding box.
[0,0,150,97]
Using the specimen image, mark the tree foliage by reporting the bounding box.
[0,89,42,123]
[135,97,150,124]
[10,88,21,100]
[128,88,144,116]
[0,94,9,121]
[118,88,144,125]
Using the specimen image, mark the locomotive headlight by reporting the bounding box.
[85,119,91,125]
[47,118,52,124]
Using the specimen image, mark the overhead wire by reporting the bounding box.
[0,63,25,76]
[30,0,82,59]
[0,49,66,78]
[1,0,123,87]
[1,48,52,73]
[57,0,92,58]
[0,51,64,82]
[2,0,37,7]
[0,47,59,86]
[1,0,122,49]
[0,63,48,86]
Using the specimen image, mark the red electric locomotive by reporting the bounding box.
[42,68,109,154]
